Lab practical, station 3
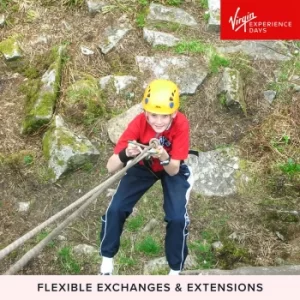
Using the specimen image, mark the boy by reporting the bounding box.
[100,79,194,275]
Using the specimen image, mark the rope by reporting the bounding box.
[2,143,155,274]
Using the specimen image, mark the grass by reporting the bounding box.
[153,22,183,32]
[0,0,9,11]
[175,40,207,54]
[198,0,208,9]
[118,255,137,267]
[267,56,300,97]
[189,239,216,269]
[179,95,188,113]
[136,235,162,255]
[204,12,210,22]
[138,0,149,5]
[36,230,56,248]
[279,158,300,177]
[62,0,84,7]
[136,12,146,28]
[23,154,34,165]
[209,53,230,73]
[126,215,144,232]
[163,0,183,5]
[57,246,81,274]
[155,40,230,73]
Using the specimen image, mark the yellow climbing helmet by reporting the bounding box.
[142,79,180,114]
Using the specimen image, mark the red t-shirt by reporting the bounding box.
[114,112,190,172]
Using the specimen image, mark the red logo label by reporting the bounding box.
[221,0,300,40]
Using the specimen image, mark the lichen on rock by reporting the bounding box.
[0,36,22,60]
[21,46,65,134]
[42,115,100,181]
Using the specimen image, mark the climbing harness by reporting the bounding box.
[0,139,160,275]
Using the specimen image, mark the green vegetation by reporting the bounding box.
[39,0,84,8]
[136,12,146,28]
[267,56,300,98]
[0,150,35,167]
[209,53,230,73]
[62,0,84,7]
[175,40,207,54]
[152,40,231,73]
[189,239,216,269]
[21,46,66,134]
[280,158,300,177]
[23,154,34,165]
[138,0,149,5]
[216,241,252,269]
[57,246,81,274]
[164,0,183,5]
[0,0,9,11]
[153,22,183,32]
[136,236,161,255]
[36,230,56,248]
[179,95,188,113]
[204,12,210,22]
[65,78,107,126]
[198,0,209,9]
[26,10,40,23]
[119,256,137,267]
[126,215,144,232]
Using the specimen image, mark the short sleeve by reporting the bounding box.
[169,121,190,160]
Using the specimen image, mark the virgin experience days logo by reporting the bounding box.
[225,5,293,35]
[229,7,257,32]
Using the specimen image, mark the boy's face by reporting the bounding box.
[145,112,176,133]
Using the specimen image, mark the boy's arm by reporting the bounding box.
[106,142,141,173]
[161,119,190,176]
[106,116,141,173]
[158,148,181,176]
[106,154,125,173]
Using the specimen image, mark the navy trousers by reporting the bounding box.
[100,163,193,271]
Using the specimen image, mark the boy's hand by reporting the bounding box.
[126,140,142,157]
[151,145,169,161]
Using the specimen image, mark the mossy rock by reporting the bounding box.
[216,240,253,269]
[42,115,100,181]
[0,36,22,60]
[21,46,65,134]
[65,78,106,125]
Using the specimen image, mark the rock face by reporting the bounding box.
[218,67,247,114]
[207,0,220,32]
[22,46,65,134]
[99,75,137,94]
[143,28,180,47]
[98,15,132,54]
[42,115,100,181]
[85,0,108,14]
[147,3,197,27]
[107,104,143,144]
[136,55,208,95]
[0,36,22,60]
[264,90,277,104]
[0,14,6,27]
[144,255,198,275]
[186,149,240,197]
[217,41,292,61]
[181,265,300,275]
